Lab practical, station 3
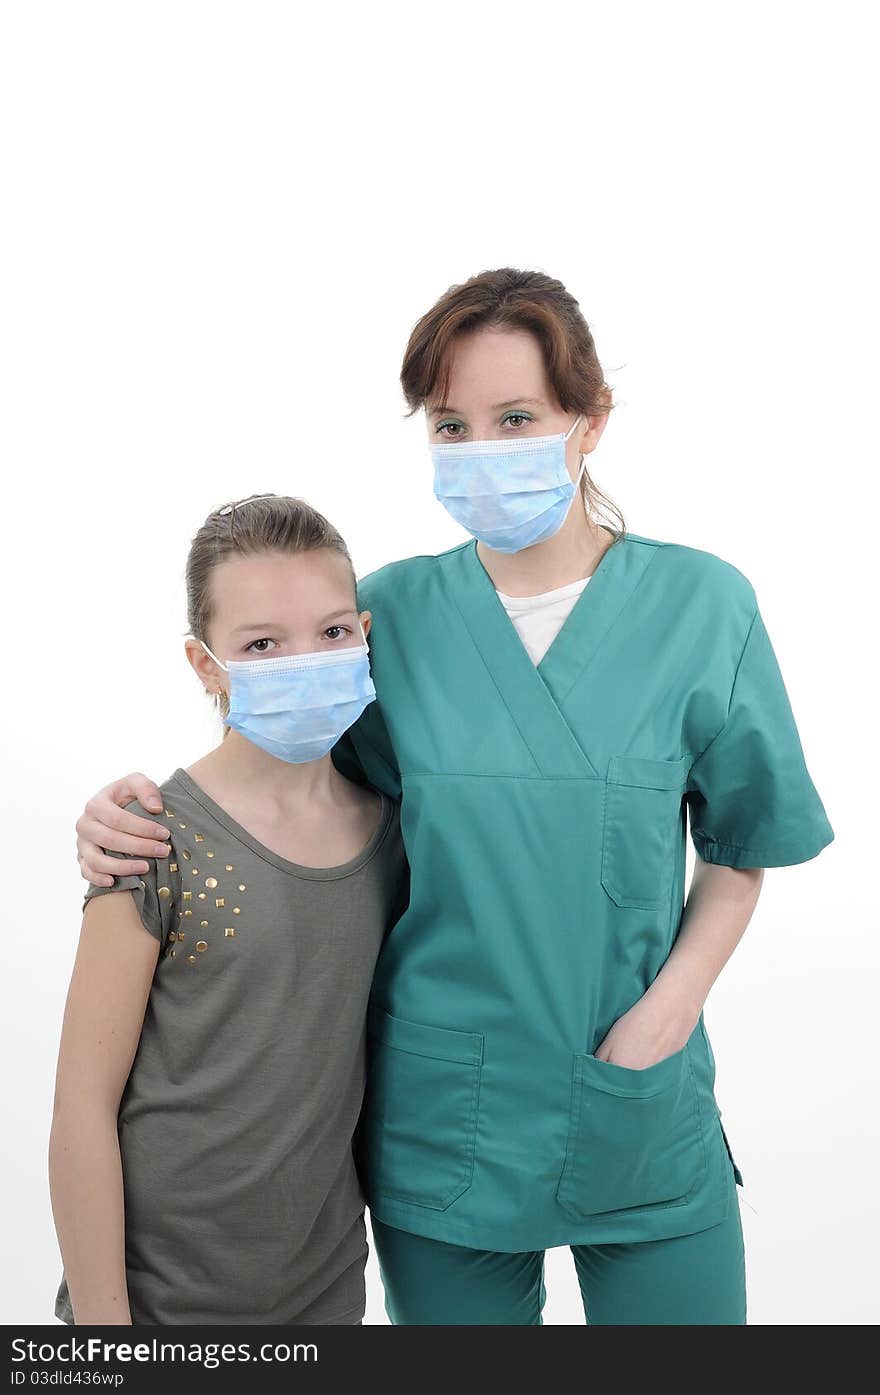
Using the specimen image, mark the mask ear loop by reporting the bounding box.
[563,413,583,442]
[564,414,588,488]
[192,638,229,712]
[199,639,229,672]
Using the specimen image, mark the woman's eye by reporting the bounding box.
[247,638,275,654]
[324,626,349,641]
[502,413,532,429]
[436,422,465,438]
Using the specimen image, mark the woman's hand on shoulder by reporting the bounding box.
[76,773,170,886]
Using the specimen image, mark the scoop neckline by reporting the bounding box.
[167,766,394,882]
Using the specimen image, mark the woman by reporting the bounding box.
[74,268,834,1324]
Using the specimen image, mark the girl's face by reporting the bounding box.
[426,326,607,481]
[187,547,370,696]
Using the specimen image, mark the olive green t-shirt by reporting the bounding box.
[55,767,407,1326]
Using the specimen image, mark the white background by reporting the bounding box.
[1,0,877,1327]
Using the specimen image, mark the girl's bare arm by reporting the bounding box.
[48,893,159,1324]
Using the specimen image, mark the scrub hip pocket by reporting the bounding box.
[362,1004,484,1211]
[556,1042,706,1219]
[600,754,690,909]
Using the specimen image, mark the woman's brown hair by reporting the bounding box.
[400,267,625,536]
[186,493,355,727]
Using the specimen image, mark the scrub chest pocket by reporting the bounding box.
[364,1006,484,1211]
[601,755,691,909]
[557,1041,706,1219]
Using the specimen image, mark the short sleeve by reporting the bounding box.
[82,804,175,944]
[686,606,834,868]
[336,702,402,801]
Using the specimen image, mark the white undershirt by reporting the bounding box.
[496,575,591,666]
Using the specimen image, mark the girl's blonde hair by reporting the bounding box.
[186,493,355,726]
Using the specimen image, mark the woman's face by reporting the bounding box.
[186,548,370,696]
[425,326,606,481]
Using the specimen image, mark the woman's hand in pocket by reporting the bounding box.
[593,987,701,1070]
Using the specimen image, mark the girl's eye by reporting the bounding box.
[246,637,276,654]
[436,421,465,438]
[324,626,350,641]
[502,412,532,429]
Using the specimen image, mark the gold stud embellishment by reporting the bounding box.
[178,931,185,940]
[182,891,192,902]
[232,907,240,915]
[196,940,208,952]
[191,867,199,876]
[205,877,218,889]
[225,864,233,872]
[225,928,235,937]
[170,948,176,957]
[238,884,246,892]
[164,808,175,818]
[158,886,171,900]
[183,909,192,918]
[169,862,178,873]
[168,931,177,942]
[198,892,207,900]
[215,897,225,908]
[206,850,214,858]
[200,919,209,928]
[182,850,191,861]
[194,833,205,843]
[179,823,187,830]
[187,954,196,964]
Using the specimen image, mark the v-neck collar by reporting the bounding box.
[535,533,655,700]
[442,533,657,780]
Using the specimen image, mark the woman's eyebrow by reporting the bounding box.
[429,396,545,416]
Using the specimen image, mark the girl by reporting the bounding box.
[50,495,407,1325]
[74,269,833,1325]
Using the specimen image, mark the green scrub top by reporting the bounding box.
[339,532,833,1253]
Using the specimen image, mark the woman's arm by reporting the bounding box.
[595,860,764,1067]
[76,774,170,886]
[48,893,160,1324]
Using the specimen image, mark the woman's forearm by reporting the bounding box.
[595,860,764,1066]
[49,1105,131,1325]
[647,860,764,1022]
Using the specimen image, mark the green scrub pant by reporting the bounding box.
[371,1173,746,1325]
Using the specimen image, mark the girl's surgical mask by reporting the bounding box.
[431,414,585,553]
[200,626,376,764]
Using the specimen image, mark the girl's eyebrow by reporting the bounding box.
[231,610,356,635]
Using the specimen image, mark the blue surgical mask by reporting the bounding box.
[431,414,584,553]
[200,629,376,764]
